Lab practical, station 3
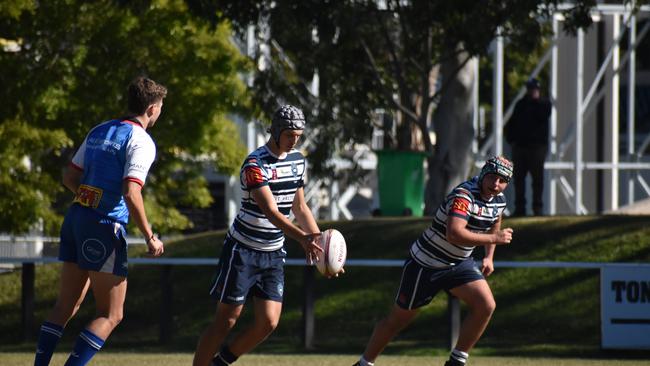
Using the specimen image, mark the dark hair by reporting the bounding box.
[127,77,167,115]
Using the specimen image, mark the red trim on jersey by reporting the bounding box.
[69,162,83,171]
[122,118,145,129]
[124,177,144,187]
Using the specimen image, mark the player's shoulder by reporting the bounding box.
[241,146,268,168]
[453,178,479,197]
[86,119,119,136]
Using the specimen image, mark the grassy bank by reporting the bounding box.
[1,216,650,358]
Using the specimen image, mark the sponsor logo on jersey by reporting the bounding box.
[276,194,296,203]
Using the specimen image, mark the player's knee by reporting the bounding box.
[476,298,496,318]
[257,317,279,334]
[219,314,239,331]
[107,311,124,328]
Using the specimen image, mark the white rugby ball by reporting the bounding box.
[316,229,347,276]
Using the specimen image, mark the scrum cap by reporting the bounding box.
[479,156,513,184]
[269,105,306,143]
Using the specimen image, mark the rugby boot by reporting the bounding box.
[444,360,465,366]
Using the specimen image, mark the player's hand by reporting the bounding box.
[494,228,513,244]
[300,232,323,265]
[481,258,494,276]
[146,236,164,257]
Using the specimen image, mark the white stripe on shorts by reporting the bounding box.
[395,259,412,304]
[209,242,238,302]
[408,267,424,310]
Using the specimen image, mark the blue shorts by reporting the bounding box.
[395,257,485,310]
[58,204,129,277]
[209,236,286,305]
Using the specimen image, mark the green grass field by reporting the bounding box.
[2,216,650,360]
[3,353,650,366]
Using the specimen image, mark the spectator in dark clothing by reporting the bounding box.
[504,78,551,216]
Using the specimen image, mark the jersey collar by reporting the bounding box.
[121,117,145,129]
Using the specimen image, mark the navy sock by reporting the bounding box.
[34,321,64,366]
[63,329,105,366]
[211,345,238,365]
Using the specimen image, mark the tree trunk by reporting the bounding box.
[424,52,477,214]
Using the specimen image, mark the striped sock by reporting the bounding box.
[34,321,64,366]
[211,346,238,365]
[63,329,105,366]
[449,349,469,365]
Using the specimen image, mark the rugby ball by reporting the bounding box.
[316,229,347,277]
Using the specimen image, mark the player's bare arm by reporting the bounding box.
[122,180,163,256]
[251,185,323,262]
[481,216,502,276]
[62,165,83,194]
[291,187,321,237]
[447,215,513,246]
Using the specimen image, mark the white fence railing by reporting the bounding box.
[2,255,638,349]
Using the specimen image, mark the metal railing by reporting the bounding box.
[1,255,628,350]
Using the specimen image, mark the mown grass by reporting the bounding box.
[1,216,650,359]
[3,352,650,366]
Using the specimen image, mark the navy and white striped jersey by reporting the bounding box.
[228,145,306,251]
[410,176,506,268]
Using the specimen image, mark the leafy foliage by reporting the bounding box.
[0,0,252,234]
[188,0,619,175]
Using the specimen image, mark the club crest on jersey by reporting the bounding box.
[74,185,103,208]
[291,162,298,177]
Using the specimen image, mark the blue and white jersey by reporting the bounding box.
[228,145,306,251]
[410,176,506,268]
[70,118,156,225]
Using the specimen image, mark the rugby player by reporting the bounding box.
[193,105,324,366]
[354,156,514,366]
[34,77,166,366]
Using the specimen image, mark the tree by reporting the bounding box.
[190,0,642,213]
[0,0,252,234]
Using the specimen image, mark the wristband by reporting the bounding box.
[146,233,156,244]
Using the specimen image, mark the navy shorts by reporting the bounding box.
[58,204,129,277]
[209,236,286,305]
[395,257,485,310]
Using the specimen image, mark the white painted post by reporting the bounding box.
[472,57,480,155]
[575,29,584,215]
[493,31,504,156]
[611,13,621,211]
[550,15,560,216]
[627,15,636,205]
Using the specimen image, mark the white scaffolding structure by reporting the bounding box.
[482,3,650,215]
